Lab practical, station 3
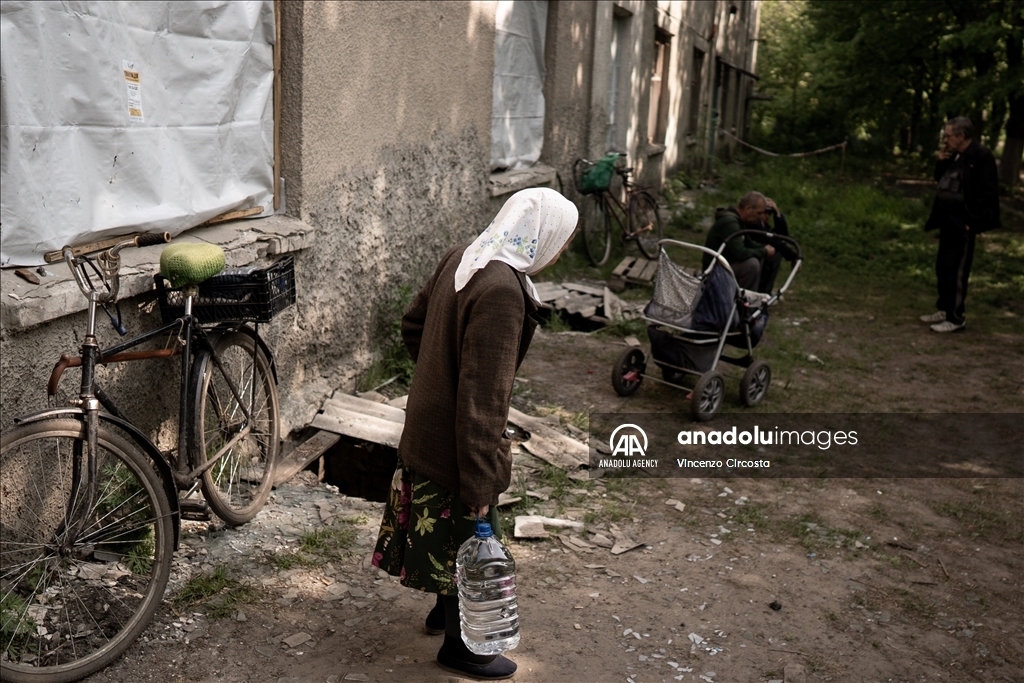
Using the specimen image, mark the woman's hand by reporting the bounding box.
[469,505,490,517]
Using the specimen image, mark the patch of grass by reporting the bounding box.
[867,503,888,522]
[775,512,864,551]
[933,499,1017,542]
[174,564,259,618]
[266,516,367,570]
[360,286,416,393]
[540,309,573,333]
[728,503,772,532]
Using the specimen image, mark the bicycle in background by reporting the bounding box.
[573,152,664,266]
[1,232,294,682]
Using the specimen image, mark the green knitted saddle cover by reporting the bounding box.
[159,243,226,288]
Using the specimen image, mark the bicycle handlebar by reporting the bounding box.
[63,232,172,303]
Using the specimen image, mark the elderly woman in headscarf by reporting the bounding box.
[371,187,578,680]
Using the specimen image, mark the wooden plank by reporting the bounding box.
[273,0,282,211]
[323,391,406,424]
[533,282,570,302]
[562,282,605,297]
[611,257,636,277]
[507,407,589,469]
[625,257,652,279]
[311,405,404,448]
[557,294,598,313]
[273,430,340,486]
[577,305,598,318]
[637,259,659,282]
[561,292,601,314]
[202,206,265,226]
[44,233,145,263]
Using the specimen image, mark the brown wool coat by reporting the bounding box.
[398,245,540,508]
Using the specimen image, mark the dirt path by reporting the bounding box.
[92,311,1022,683]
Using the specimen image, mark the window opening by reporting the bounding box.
[490,0,550,171]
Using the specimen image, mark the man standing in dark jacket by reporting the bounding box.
[921,117,1001,332]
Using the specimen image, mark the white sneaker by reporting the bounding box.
[920,311,946,323]
[930,320,965,333]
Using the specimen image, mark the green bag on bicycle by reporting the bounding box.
[580,153,619,194]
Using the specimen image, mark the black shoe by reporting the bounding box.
[436,635,517,681]
[425,596,445,635]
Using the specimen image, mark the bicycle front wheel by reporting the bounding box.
[0,418,173,683]
[579,194,611,266]
[629,192,664,260]
[193,330,279,526]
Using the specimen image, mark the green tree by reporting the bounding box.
[752,0,1024,187]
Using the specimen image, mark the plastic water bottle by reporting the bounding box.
[456,519,520,655]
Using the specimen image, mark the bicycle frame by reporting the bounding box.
[48,314,263,489]
[45,246,266,498]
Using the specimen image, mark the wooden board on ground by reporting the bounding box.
[540,281,623,325]
[311,391,406,448]
[507,406,589,470]
[608,256,656,292]
[273,430,341,486]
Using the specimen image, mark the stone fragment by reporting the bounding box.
[282,632,311,648]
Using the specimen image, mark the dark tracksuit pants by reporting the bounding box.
[935,223,976,325]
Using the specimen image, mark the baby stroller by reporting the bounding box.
[611,231,803,420]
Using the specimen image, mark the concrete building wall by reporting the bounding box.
[2,0,762,446]
[271,1,501,431]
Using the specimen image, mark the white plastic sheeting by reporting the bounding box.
[0,1,275,267]
[490,0,548,172]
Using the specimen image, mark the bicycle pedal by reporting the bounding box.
[179,498,212,521]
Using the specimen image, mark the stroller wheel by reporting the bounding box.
[612,347,646,396]
[740,360,771,407]
[690,371,725,421]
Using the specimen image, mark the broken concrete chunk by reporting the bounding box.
[590,533,614,549]
[513,515,584,539]
[497,492,522,507]
[282,632,312,648]
[609,526,645,555]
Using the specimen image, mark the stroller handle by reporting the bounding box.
[656,239,738,279]
[722,229,803,299]
[725,229,803,262]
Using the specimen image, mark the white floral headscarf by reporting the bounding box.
[454,187,578,300]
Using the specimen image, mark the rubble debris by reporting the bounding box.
[508,407,589,470]
[513,515,584,539]
[608,525,644,555]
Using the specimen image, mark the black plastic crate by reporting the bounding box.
[156,254,296,324]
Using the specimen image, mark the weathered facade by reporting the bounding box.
[0,1,760,444]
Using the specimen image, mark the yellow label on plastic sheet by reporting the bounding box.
[122,59,144,122]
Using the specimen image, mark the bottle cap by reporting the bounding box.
[475,519,494,538]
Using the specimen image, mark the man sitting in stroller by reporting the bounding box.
[703,191,796,294]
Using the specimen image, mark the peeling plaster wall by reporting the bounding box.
[541,1,596,203]
[0,295,182,443]
[270,1,499,434]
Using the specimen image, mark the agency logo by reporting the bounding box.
[610,424,648,457]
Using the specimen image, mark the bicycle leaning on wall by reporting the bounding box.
[0,233,295,682]
[572,152,664,266]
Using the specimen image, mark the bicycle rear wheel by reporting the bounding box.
[579,194,611,266]
[192,330,279,526]
[629,191,664,260]
[0,418,173,683]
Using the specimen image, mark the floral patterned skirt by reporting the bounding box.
[372,462,502,595]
